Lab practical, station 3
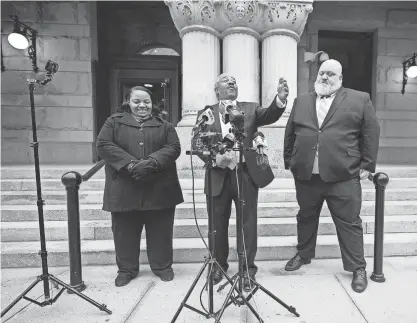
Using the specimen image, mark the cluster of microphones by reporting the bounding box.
[193,105,269,167]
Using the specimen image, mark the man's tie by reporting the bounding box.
[220,100,233,124]
[317,97,330,128]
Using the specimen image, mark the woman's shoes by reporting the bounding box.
[115,268,175,287]
[153,268,175,282]
[115,273,135,287]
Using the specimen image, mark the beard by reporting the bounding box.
[314,79,342,96]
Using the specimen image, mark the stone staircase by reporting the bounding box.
[1,165,417,268]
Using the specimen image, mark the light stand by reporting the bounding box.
[216,131,300,323]
[1,61,112,318]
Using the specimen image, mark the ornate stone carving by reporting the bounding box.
[165,0,314,40]
[260,1,314,40]
[218,0,267,36]
[164,0,223,37]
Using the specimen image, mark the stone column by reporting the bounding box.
[165,0,222,127]
[257,1,314,171]
[219,1,265,102]
[181,29,220,126]
[222,30,259,102]
[260,1,314,123]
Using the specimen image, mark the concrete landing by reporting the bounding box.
[1,257,416,323]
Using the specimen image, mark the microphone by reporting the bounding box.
[218,133,235,154]
[194,106,215,129]
[253,131,269,167]
[226,105,245,132]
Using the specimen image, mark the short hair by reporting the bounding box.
[214,73,235,100]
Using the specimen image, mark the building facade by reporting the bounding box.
[2,1,417,167]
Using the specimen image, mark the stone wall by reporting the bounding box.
[301,1,417,164]
[1,1,94,164]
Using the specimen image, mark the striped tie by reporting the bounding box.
[317,97,330,128]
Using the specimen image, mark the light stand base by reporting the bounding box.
[1,273,111,318]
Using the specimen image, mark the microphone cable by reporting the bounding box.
[233,149,261,315]
[189,136,214,315]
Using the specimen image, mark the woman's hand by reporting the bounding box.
[128,159,159,180]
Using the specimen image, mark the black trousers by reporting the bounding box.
[111,208,175,277]
[208,166,259,276]
[295,174,366,271]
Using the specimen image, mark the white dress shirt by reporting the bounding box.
[312,92,337,174]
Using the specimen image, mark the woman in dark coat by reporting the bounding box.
[96,86,183,287]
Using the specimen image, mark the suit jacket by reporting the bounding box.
[283,87,380,182]
[195,96,286,196]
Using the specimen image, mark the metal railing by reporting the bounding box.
[61,160,106,292]
[368,172,389,283]
[61,164,389,289]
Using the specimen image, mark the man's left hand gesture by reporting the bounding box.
[277,78,289,103]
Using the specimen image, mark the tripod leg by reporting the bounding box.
[249,278,299,317]
[48,275,112,314]
[214,275,238,323]
[1,276,42,318]
[171,259,210,323]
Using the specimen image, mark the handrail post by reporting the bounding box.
[370,172,389,283]
[61,171,86,292]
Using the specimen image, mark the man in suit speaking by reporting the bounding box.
[194,74,288,291]
[283,59,380,293]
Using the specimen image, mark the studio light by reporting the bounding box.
[402,53,417,94]
[7,15,38,72]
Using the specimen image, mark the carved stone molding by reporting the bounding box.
[260,1,314,41]
[164,0,223,38]
[166,0,314,41]
[217,0,267,37]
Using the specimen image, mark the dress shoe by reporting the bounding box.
[212,269,223,285]
[243,275,256,292]
[115,274,134,287]
[352,268,367,293]
[285,253,311,271]
[154,268,175,282]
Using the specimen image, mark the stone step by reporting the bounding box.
[2,233,417,268]
[2,215,416,242]
[2,164,417,180]
[2,177,417,191]
[2,201,417,222]
[2,187,417,205]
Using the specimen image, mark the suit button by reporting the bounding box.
[139,142,144,146]
[319,130,322,133]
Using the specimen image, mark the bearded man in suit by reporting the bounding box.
[283,59,380,293]
[194,73,288,291]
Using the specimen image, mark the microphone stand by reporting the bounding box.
[215,131,300,323]
[1,63,111,318]
[171,147,234,321]
[172,138,257,322]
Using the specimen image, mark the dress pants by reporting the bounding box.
[111,208,175,277]
[208,165,259,276]
[295,174,366,271]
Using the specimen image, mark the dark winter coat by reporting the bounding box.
[96,112,184,212]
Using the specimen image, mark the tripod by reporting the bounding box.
[171,149,260,322]
[215,136,300,322]
[1,63,112,318]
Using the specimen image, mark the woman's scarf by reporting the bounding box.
[132,114,152,124]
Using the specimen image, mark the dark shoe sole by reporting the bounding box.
[285,259,311,272]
